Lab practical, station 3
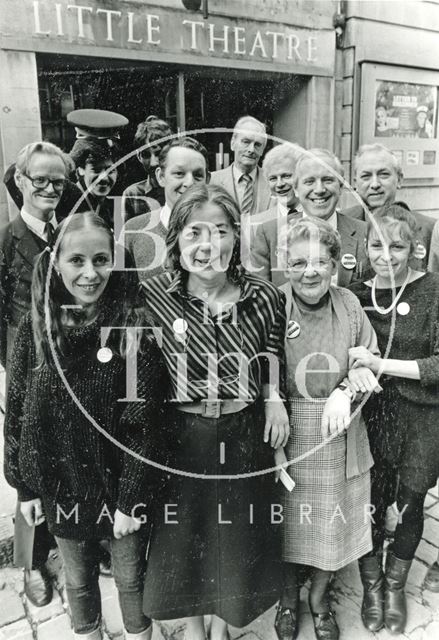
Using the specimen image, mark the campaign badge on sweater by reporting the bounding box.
[341,253,357,270]
[287,320,301,339]
[397,302,410,316]
[414,242,427,260]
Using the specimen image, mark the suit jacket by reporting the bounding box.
[0,214,47,368]
[210,164,272,215]
[250,209,369,289]
[344,202,435,271]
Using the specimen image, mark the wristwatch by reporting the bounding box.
[337,381,355,401]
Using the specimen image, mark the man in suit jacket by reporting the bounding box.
[249,149,368,288]
[210,116,272,215]
[0,141,75,607]
[345,143,434,271]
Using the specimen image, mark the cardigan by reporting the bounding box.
[4,309,167,539]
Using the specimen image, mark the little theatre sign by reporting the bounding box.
[0,0,335,75]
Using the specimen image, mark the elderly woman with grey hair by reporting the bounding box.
[274,218,381,640]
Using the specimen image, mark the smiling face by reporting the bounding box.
[231,122,267,174]
[295,157,342,219]
[157,146,208,207]
[375,107,387,128]
[366,223,411,283]
[78,158,118,199]
[266,158,297,207]
[178,202,235,280]
[355,150,401,211]
[55,227,113,308]
[16,152,66,220]
[286,238,337,304]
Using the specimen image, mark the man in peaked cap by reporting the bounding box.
[67,108,129,142]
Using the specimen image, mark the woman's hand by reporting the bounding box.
[264,400,290,449]
[321,389,351,439]
[20,499,45,527]
[274,446,288,483]
[348,367,383,394]
[349,346,382,374]
[113,509,141,540]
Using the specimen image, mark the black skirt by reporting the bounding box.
[142,401,280,628]
[364,381,439,494]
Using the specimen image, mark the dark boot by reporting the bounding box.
[358,555,384,632]
[24,566,53,607]
[424,560,439,593]
[275,563,300,640]
[384,553,412,635]
[309,569,339,640]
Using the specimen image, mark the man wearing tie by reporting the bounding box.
[249,148,368,288]
[210,116,272,215]
[0,141,74,607]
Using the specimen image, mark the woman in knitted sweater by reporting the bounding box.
[349,205,439,635]
[4,212,166,640]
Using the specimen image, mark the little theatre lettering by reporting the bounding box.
[27,0,332,71]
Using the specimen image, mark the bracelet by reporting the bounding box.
[337,381,355,401]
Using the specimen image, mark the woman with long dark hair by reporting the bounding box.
[5,212,166,640]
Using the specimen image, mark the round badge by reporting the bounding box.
[397,302,410,316]
[287,320,301,339]
[173,318,188,334]
[97,347,113,363]
[341,253,357,270]
[414,243,427,260]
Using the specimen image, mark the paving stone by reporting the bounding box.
[151,622,166,639]
[407,558,429,598]
[416,540,439,567]
[26,589,65,624]
[36,613,74,639]
[422,620,439,639]
[101,583,124,636]
[423,517,438,547]
[424,493,439,509]
[0,584,25,627]
[425,502,439,521]
[0,619,33,640]
[422,588,439,612]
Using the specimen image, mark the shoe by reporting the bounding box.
[274,605,299,640]
[358,555,384,631]
[24,566,53,607]
[309,609,339,640]
[424,560,439,592]
[384,552,412,634]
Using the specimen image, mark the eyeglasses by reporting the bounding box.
[287,258,333,273]
[23,173,66,192]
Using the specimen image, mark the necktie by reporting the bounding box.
[45,222,55,247]
[240,174,254,215]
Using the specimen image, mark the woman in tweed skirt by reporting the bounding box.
[274,218,381,640]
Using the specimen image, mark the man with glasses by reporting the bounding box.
[0,141,74,608]
[122,115,172,222]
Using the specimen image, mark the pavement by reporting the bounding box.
[0,365,438,639]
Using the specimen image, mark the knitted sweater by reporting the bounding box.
[4,309,167,539]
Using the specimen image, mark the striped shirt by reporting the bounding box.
[141,271,286,403]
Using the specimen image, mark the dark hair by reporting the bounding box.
[31,212,136,367]
[134,115,172,149]
[165,183,243,283]
[366,204,419,254]
[158,136,209,172]
[69,138,122,169]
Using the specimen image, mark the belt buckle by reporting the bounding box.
[201,399,222,418]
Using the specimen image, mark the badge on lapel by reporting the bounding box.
[287,320,301,339]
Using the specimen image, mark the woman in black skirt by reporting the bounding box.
[349,204,439,635]
[139,183,289,639]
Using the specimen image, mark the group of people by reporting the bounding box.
[1,109,439,640]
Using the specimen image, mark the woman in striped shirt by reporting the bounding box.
[139,183,289,640]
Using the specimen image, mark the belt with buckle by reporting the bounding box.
[175,399,250,419]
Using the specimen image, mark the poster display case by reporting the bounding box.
[360,63,439,179]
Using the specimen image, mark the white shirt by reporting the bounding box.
[160,203,172,229]
[21,208,57,243]
[233,165,257,207]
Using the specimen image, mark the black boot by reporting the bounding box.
[358,555,384,632]
[275,563,300,640]
[309,569,339,640]
[384,553,412,635]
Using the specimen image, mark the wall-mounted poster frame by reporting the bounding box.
[360,63,439,179]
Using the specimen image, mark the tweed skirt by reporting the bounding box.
[281,398,372,571]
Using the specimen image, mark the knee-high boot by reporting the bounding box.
[384,553,412,635]
[358,555,384,632]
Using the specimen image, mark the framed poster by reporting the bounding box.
[360,63,439,179]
